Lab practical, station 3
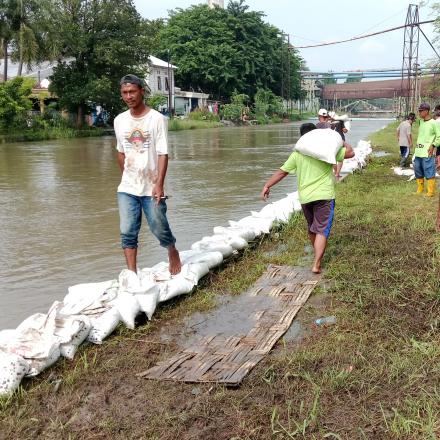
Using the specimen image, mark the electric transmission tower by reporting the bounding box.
[401,4,420,115]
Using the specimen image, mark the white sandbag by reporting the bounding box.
[213,225,256,242]
[87,307,121,345]
[13,306,60,361]
[54,313,91,360]
[0,330,17,348]
[191,240,234,257]
[118,269,157,293]
[293,198,302,212]
[294,128,343,164]
[179,249,224,269]
[26,346,61,377]
[0,351,29,396]
[135,289,160,320]
[61,280,118,316]
[158,276,195,302]
[236,215,273,235]
[182,262,210,284]
[59,317,91,360]
[112,292,140,330]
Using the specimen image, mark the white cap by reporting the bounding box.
[318,108,328,116]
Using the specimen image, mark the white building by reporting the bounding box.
[207,0,224,8]
[145,55,209,115]
[145,55,177,112]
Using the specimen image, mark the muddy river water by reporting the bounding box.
[0,119,389,328]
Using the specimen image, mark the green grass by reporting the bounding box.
[0,127,105,143]
[1,122,440,439]
[168,118,222,131]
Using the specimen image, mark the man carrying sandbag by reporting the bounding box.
[261,123,354,274]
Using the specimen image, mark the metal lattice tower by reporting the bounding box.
[401,4,420,115]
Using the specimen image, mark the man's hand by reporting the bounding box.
[261,185,270,201]
[428,146,434,157]
[152,184,164,205]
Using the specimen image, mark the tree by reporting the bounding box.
[320,72,337,85]
[48,0,150,127]
[157,2,304,102]
[0,0,21,81]
[0,77,33,129]
[345,73,362,83]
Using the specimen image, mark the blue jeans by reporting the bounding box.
[117,192,176,249]
[413,156,435,179]
[399,146,410,167]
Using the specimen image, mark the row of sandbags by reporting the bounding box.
[340,140,372,174]
[0,140,369,396]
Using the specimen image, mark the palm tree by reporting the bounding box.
[0,0,21,81]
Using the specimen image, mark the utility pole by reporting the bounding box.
[167,50,173,117]
[400,4,420,115]
[280,33,285,110]
[287,34,291,115]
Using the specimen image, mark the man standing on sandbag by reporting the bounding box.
[261,123,354,274]
[114,74,181,275]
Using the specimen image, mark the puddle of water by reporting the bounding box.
[298,244,314,266]
[263,243,288,258]
[282,320,305,342]
[177,294,283,347]
[371,151,390,157]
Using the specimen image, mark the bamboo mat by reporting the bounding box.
[138,265,321,385]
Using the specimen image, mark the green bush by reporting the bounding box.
[221,92,250,122]
[188,109,220,122]
[0,78,34,130]
[147,93,167,110]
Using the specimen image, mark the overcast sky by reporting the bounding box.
[134,0,439,73]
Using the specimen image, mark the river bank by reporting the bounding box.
[0,111,314,143]
[2,121,439,439]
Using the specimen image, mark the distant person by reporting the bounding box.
[261,123,354,274]
[396,113,415,168]
[114,74,181,275]
[329,111,349,177]
[316,108,330,129]
[414,102,440,197]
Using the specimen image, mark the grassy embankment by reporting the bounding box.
[0,127,105,143]
[1,121,440,439]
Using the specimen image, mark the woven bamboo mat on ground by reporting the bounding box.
[138,264,321,386]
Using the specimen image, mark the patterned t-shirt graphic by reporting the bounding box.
[114,109,168,196]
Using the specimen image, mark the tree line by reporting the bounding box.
[0,0,305,128]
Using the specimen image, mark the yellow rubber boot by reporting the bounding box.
[426,178,436,197]
[416,178,425,194]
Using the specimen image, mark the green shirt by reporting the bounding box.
[415,118,440,158]
[280,148,346,204]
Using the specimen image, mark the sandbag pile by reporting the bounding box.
[341,140,372,175]
[0,139,371,396]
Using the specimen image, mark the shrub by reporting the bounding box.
[188,109,220,122]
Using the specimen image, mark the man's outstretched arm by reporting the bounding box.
[261,169,289,200]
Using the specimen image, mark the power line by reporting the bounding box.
[293,20,434,49]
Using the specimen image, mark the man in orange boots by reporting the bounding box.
[414,103,440,197]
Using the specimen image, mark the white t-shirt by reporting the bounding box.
[397,120,412,147]
[114,108,168,196]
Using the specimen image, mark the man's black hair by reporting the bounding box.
[299,123,316,137]
[434,104,440,112]
[408,112,416,120]
[120,74,144,88]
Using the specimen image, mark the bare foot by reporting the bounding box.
[311,265,321,274]
[168,247,181,275]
